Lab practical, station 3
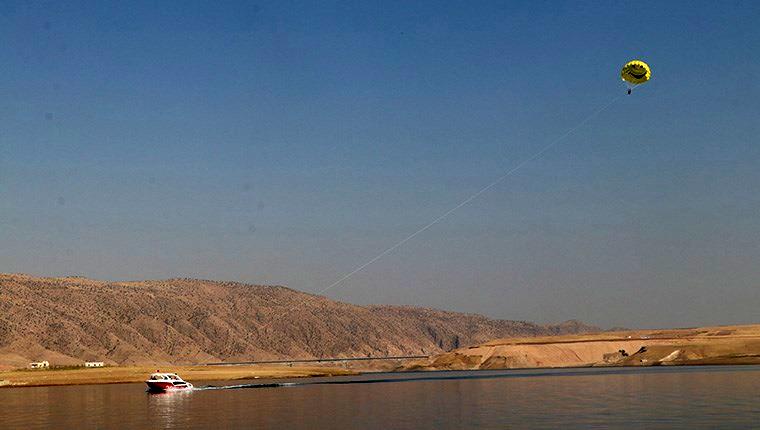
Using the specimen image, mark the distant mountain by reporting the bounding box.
[0,273,599,368]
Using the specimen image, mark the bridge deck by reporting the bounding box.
[204,355,429,366]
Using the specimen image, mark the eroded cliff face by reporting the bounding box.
[404,325,760,370]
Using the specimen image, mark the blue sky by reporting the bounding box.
[2,1,759,327]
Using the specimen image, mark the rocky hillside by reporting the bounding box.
[404,325,760,370]
[0,273,598,368]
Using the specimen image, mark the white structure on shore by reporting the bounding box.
[85,361,105,368]
[30,361,49,369]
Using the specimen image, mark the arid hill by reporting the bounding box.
[404,324,760,370]
[0,273,598,369]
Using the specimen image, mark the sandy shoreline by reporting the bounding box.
[0,365,357,389]
[4,359,760,389]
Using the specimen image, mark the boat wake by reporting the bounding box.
[190,370,594,391]
[193,382,300,391]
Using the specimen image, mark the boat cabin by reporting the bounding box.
[148,373,189,385]
[149,372,181,381]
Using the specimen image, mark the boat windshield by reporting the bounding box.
[149,373,184,381]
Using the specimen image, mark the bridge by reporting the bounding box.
[204,355,429,366]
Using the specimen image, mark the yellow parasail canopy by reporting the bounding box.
[621,60,651,85]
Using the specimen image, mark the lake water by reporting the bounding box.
[2,366,759,429]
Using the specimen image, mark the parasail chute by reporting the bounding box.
[621,60,651,94]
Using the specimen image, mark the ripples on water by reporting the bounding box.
[2,366,759,429]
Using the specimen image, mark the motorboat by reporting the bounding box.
[145,371,194,392]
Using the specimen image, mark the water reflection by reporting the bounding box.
[147,390,194,428]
